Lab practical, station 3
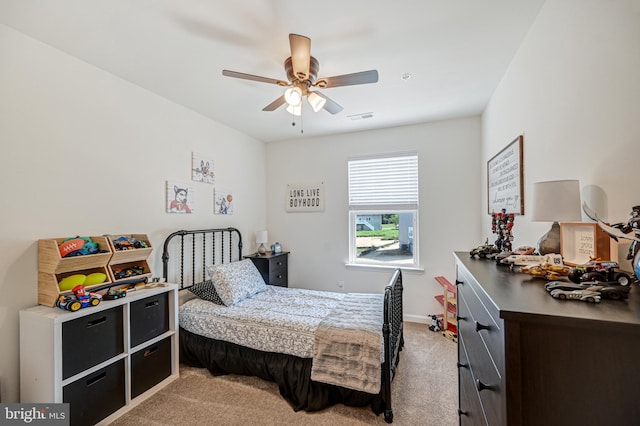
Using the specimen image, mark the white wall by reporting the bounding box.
[0,25,267,402]
[266,118,482,322]
[481,0,640,268]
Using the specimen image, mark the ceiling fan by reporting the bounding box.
[222,34,378,116]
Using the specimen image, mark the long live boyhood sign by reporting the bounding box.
[286,182,325,212]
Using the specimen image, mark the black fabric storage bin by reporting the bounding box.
[131,337,172,398]
[130,293,169,347]
[63,359,125,426]
[62,306,124,380]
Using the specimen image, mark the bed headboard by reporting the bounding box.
[162,228,243,289]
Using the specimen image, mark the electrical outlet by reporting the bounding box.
[337,280,345,289]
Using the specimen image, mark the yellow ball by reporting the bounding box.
[85,272,107,286]
[58,274,86,291]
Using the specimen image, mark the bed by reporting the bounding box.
[162,228,404,423]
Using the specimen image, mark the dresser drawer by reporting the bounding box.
[458,336,488,425]
[269,269,288,287]
[457,270,504,373]
[458,294,504,425]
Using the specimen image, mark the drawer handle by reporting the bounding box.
[277,261,283,266]
[456,280,463,285]
[457,362,469,369]
[86,372,107,387]
[458,408,468,416]
[277,274,283,279]
[475,321,490,332]
[476,379,493,392]
[87,317,106,328]
[456,315,466,322]
[145,300,159,308]
[144,346,159,357]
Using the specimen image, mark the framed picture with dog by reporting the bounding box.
[166,181,195,213]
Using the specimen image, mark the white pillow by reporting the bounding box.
[209,259,267,306]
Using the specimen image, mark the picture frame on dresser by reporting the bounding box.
[560,222,611,266]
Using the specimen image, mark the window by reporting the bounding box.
[348,153,419,268]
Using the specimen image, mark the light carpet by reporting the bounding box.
[109,321,458,426]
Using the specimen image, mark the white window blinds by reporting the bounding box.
[348,154,419,210]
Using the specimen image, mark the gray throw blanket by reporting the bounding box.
[310,293,384,394]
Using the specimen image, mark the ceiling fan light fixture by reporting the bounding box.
[284,87,302,106]
[307,92,326,112]
[286,104,302,116]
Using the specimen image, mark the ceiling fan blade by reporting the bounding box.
[222,70,289,86]
[289,34,311,81]
[315,70,379,88]
[262,95,287,111]
[315,91,343,114]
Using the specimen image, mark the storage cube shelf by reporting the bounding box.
[20,284,179,426]
[38,237,113,307]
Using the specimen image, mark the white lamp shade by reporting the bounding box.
[256,230,268,244]
[284,87,302,106]
[286,104,302,116]
[307,92,326,112]
[531,180,582,222]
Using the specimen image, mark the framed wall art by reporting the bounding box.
[166,181,195,214]
[487,135,524,215]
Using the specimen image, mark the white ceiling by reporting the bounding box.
[0,0,545,142]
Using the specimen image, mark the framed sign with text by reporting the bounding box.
[560,222,611,266]
[286,181,325,212]
[487,135,524,215]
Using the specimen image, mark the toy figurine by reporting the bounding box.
[428,314,442,332]
[583,202,640,282]
[492,208,515,252]
[612,205,640,261]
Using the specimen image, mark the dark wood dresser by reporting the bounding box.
[245,251,289,287]
[455,252,640,426]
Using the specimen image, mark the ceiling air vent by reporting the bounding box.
[348,112,374,121]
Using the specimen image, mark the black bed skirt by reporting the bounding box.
[179,327,386,415]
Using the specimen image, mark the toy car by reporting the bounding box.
[470,240,500,259]
[582,283,631,300]
[549,288,601,303]
[500,253,563,266]
[519,263,571,280]
[56,285,102,312]
[567,260,632,286]
[513,246,536,255]
[545,281,590,292]
[103,287,127,300]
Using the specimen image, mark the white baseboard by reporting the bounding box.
[404,314,429,324]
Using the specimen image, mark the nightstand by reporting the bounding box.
[245,251,289,287]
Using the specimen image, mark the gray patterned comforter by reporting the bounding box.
[179,286,345,358]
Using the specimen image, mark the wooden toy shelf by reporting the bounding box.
[107,234,153,285]
[38,234,154,307]
[38,237,113,307]
[434,276,457,333]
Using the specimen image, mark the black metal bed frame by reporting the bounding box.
[162,227,403,423]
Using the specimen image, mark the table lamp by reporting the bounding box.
[256,230,268,255]
[531,180,582,255]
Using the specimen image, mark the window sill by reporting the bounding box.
[345,263,424,273]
